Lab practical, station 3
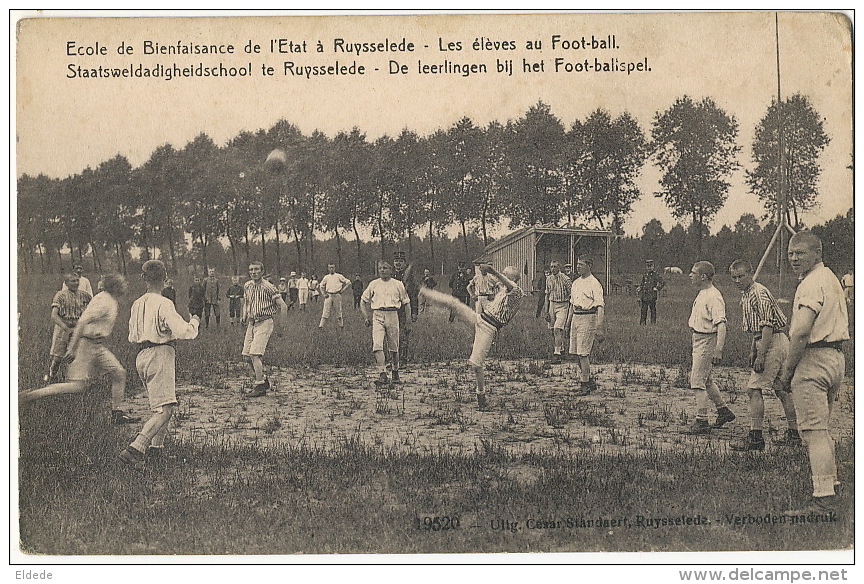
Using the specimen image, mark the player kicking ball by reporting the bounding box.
[20,273,140,425]
[419,263,524,411]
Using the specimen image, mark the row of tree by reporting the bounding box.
[17,94,832,277]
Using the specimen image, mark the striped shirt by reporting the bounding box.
[483,285,525,327]
[740,281,787,334]
[545,272,571,302]
[128,293,199,344]
[51,288,92,323]
[244,278,281,320]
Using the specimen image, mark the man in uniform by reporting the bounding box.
[728,259,799,451]
[392,251,418,363]
[780,232,849,516]
[638,259,666,325]
[448,262,471,322]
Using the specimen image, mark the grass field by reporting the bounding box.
[15,271,855,555]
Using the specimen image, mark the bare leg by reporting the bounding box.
[420,288,476,325]
[250,356,265,383]
[21,380,86,402]
[129,404,176,454]
[775,389,798,431]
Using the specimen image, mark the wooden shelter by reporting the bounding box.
[477,226,614,293]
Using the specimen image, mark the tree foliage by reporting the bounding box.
[651,96,741,253]
[746,93,830,227]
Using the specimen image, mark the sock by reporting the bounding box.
[130,433,150,453]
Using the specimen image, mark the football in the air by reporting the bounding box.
[265,148,287,174]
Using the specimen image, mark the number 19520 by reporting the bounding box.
[415,516,461,531]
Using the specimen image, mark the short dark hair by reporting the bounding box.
[141,260,167,283]
[101,273,127,295]
[693,261,716,279]
[729,259,753,273]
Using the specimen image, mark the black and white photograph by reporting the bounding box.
[11,9,855,574]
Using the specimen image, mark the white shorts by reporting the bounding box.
[548,301,569,330]
[67,338,125,381]
[136,345,177,411]
[372,310,400,352]
[690,332,717,390]
[747,332,789,391]
[242,318,274,357]
[569,313,597,356]
[468,316,498,368]
[322,294,344,319]
[50,325,73,357]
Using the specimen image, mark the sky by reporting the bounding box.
[14,10,853,237]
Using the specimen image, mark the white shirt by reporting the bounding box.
[320,273,351,294]
[78,291,118,339]
[297,277,310,290]
[570,274,604,310]
[688,286,726,333]
[129,293,200,344]
[361,278,410,310]
[794,263,849,344]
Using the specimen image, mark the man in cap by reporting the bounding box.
[638,259,666,325]
[780,231,849,516]
[448,262,472,322]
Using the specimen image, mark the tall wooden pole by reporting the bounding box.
[776,12,787,291]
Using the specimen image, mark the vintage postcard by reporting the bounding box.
[12,9,854,572]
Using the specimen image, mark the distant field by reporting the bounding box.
[15,271,855,555]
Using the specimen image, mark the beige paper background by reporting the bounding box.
[15,11,853,235]
[11,10,854,567]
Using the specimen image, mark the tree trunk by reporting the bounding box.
[200,233,208,272]
[244,226,251,266]
[460,219,468,258]
[352,214,363,273]
[429,219,435,264]
[335,228,343,269]
[37,243,45,274]
[292,225,302,270]
[260,229,266,267]
[227,233,238,275]
[274,222,282,275]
